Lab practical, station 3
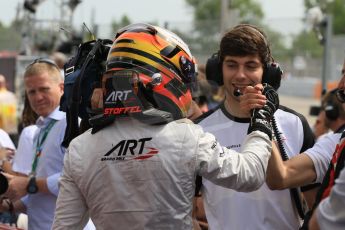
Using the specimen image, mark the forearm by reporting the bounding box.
[35,173,61,195]
[2,161,28,177]
[283,153,317,188]
[267,150,317,190]
[36,177,50,194]
[266,142,287,189]
[202,131,272,192]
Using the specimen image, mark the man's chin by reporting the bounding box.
[35,108,50,117]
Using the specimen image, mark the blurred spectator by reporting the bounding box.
[0,129,15,152]
[309,165,345,230]
[192,64,212,113]
[0,59,95,230]
[267,58,345,229]
[18,93,39,134]
[312,89,345,140]
[0,128,16,226]
[313,110,330,140]
[208,86,225,110]
[0,128,16,173]
[0,59,66,229]
[0,74,18,139]
[194,65,224,113]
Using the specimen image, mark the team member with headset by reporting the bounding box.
[267,88,345,205]
[267,59,345,229]
[52,23,279,229]
[196,24,315,229]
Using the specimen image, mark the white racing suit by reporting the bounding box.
[53,117,271,230]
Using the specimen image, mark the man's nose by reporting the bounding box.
[235,66,246,79]
[33,92,44,101]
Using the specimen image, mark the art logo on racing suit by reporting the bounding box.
[101,137,158,161]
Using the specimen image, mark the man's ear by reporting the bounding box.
[59,82,64,92]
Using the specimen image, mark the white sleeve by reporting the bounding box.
[304,132,340,183]
[0,128,15,150]
[12,125,38,174]
[316,166,345,230]
[196,128,272,192]
[53,148,89,230]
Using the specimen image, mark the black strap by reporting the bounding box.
[272,117,306,219]
[62,40,104,147]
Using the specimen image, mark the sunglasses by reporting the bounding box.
[26,58,59,70]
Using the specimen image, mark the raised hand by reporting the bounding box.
[247,83,279,140]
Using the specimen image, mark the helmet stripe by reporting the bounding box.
[109,47,182,80]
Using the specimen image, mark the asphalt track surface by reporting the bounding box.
[280,94,320,127]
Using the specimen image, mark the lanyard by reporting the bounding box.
[30,119,57,175]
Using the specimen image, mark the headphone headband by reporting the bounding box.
[231,24,272,63]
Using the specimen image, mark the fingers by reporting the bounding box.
[2,172,14,180]
[253,84,264,91]
[91,88,103,110]
[243,84,264,94]
[6,148,14,160]
[0,148,15,161]
[239,98,266,114]
[240,84,266,113]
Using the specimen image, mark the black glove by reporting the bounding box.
[247,83,279,140]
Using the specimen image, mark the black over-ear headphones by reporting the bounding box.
[205,25,283,90]
[324,89,340,120]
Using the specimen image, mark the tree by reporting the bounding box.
[0,22,21,51]
[181,0,286,61]
[111,15,132,38]
[290,30,323,58]
[263,27,290,61]
[304,0,345,34]
[185,0,264,35]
